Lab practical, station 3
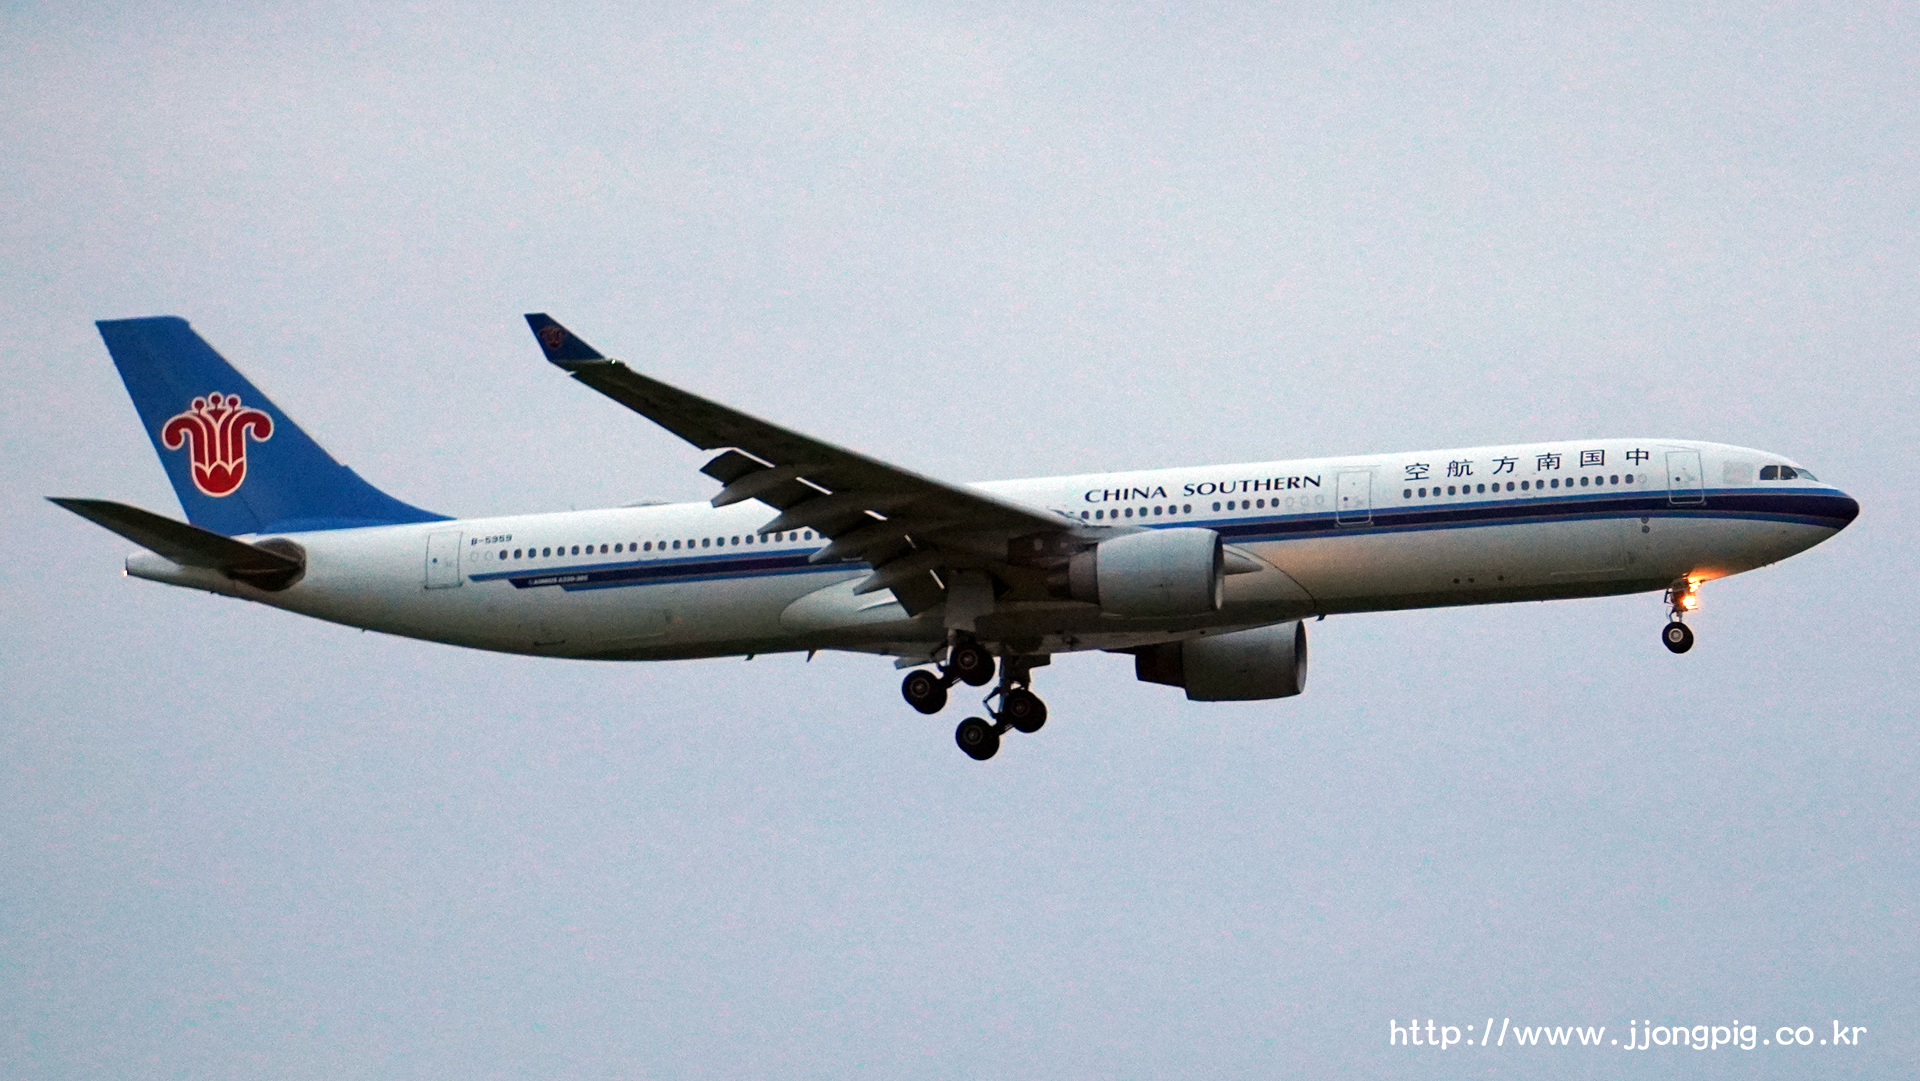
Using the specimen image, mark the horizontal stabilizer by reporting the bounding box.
[49,497,305,590]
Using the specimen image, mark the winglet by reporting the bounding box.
[524,314,606,365]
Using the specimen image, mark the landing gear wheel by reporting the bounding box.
[949,641,996,687]
[1663,621,1695,654]
[955,717,1000,760]
[1001,689,1047,734]
[901,669,948,715]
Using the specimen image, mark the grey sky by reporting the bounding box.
[3,3,1916,1077]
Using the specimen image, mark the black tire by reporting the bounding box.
[1003,689,1047,734]
[955,717,999,760]
[901,669,948,715]
[950,642,995,687]
[1663,621,1694,654]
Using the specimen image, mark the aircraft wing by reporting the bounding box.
[525,314,1077,615]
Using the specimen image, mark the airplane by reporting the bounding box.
[53,315,1860,760]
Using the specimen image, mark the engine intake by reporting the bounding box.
[1133,621,1308,701]
[1067,527,1224,617]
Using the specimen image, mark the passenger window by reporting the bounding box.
[1476,484,1485,493]
[672,540,681,550]
[1580,476,1589,487]
[1212,502,1221,511]
[498,550,507,560]
[1183,504,1191,513]
[513,549,522,558]
[1505,482,1514,491]
[1404,488,1412,499]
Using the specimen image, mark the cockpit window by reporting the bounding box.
[1759,465,1817,482]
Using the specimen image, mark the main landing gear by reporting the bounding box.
[899,637,1050,761]
[954,653,1049,761]
[900,635,997,715]
[1662,579,1701,654]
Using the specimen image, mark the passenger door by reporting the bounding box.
[1665,451,1705,506]
[1336,470,1372,526]
[425,530,464,589]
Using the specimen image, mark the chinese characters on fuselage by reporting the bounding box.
[1404,448,1641,484]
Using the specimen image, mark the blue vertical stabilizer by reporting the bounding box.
[97,316,447,535]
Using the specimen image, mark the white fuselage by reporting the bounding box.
[126,438,1855,662]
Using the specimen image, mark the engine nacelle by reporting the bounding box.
[1133,621,1308,701]
[1067,527,1224,617]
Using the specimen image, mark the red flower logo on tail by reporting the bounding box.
[161,393,274,497]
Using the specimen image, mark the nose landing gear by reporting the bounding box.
[1662,621,1695,653]
[1662,579,1701,654]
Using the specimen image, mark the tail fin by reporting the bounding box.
[96,316,446,535]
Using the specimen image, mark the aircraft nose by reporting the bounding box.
[1830,490,1861,530]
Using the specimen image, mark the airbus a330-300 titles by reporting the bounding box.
[54,315,1860,760]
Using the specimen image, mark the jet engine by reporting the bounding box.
[1065,527,1224,616]
[1132,621,1308,701]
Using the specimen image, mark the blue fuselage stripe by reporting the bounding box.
[465,488,1854,592]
